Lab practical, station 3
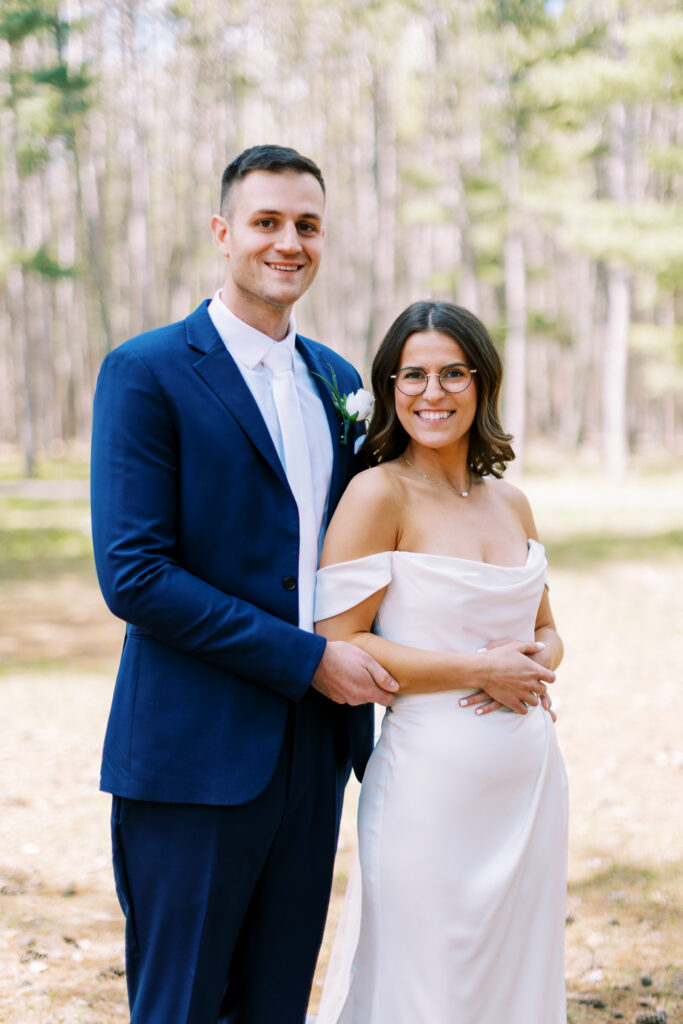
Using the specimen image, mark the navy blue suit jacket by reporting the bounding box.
[91,300,373,805]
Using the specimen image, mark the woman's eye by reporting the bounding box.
[402,369,424,380]
[442,366,466,379]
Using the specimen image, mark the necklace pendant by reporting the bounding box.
[460,490,469,498]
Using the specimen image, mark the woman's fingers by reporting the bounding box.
[541,692,558,723]
[459,689,491,707]
[474,699,503,716]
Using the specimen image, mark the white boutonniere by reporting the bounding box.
[314,364,375,446]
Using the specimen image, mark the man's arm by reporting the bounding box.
[91,344,326,702]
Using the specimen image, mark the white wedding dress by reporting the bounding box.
[314,541,568,1024]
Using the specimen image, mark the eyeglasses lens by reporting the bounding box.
[394,369,472,395]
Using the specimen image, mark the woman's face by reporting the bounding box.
[393,330,478,454]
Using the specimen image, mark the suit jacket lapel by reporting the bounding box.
[186,302,288,487]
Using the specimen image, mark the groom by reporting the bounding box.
[90,145,397,1024]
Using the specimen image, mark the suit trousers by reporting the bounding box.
[111,689,351,1024]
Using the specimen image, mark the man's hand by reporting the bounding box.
[311,641,398,707]
[459,638,555,716]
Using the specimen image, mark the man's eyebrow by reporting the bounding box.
[253,208,322,221]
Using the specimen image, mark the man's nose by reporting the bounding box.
[274,222,302,252]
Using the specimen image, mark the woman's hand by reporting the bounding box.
[458,637,555,717]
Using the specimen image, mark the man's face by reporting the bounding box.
[213,169,325,333]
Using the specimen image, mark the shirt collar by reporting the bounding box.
[208,290,298,370]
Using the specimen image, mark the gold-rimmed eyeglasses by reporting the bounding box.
[390,364,477,396]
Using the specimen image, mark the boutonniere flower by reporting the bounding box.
[314,364,375,446]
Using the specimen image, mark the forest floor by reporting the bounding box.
[0,465,681,1023]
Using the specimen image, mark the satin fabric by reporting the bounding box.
[314,541,568,1024]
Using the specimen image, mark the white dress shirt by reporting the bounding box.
[207,290,333,583]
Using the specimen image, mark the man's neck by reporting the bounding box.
[218,288,292,342]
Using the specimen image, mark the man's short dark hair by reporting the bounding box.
[220,145,325,215]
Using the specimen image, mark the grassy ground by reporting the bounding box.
[0,459,681,1023]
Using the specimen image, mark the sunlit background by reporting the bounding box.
[0,1,681,1022]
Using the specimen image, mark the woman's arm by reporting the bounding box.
[458,485,563,716]
[532,588,564,671]
[316,470,555,712]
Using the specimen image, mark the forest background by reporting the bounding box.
[1,1,682,1023]
[1,0,682,475]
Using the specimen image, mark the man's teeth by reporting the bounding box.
[269,264,299,271]
[417,411,452,421]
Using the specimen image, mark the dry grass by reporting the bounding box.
[1,471,681,1022]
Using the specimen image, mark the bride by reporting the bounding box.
[314,301,568,1024]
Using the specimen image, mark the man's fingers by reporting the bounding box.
[363,658,399,693]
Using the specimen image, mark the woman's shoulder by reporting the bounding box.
[344,461,409,508]
[483,476,536,535]
[323,462,406,563]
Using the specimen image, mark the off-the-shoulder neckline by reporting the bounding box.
[320,539,544,572]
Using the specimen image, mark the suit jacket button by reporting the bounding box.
[282,576,297,591]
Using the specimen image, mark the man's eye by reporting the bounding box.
[257,219,275,228]
[298,222,317,234]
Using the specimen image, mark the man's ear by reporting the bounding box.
[210,214,230,257]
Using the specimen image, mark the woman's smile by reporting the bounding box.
[394,330,477,452]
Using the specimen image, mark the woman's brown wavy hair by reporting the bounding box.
[359,301,515,477]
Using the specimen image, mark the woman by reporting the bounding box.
[314,302,568,1024]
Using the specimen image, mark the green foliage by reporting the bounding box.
[16,140,49,175]
[401,164,444,191]
[629,322,683,356]
[496,0,548,28]
[561,200,683,274]
[400,197,452,226]
[22,245,75,279]
[526,309,566,341]
[426,268,459,295]
[630,323,683,396]
[0,4,57,45]
[2,4,93,155]
[647,143,683,176]
[31,63,90,95]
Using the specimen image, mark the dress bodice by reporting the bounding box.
[314,537,568,1024]
[314,539,547,655]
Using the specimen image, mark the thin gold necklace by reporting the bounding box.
[401,453,472,498]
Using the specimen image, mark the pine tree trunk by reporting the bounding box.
[502,144,527,474]
[366,62,398,363]
[603,260,630,478]
[4,42,36,475]
[602,15,631,478]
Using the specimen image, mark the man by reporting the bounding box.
[91,145,397,1024]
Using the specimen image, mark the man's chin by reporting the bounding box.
[264,285,311,307]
